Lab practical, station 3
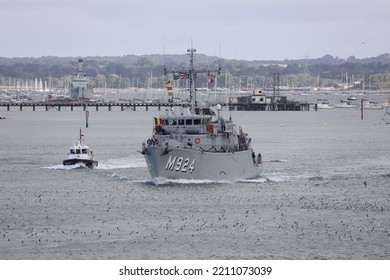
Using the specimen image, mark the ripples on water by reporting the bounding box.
[0,108,389,259]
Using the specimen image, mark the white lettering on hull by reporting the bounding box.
[165,156,195,173]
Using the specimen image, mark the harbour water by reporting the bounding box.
[0,107,389,259]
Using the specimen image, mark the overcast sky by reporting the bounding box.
[1,0,389,60]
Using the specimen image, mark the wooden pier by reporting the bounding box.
[0,100,310,111]
[0,101,181,112]
[230,101,310,111]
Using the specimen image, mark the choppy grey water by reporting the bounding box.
[1,106,389,259]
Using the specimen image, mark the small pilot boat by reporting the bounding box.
[63,128,98,168]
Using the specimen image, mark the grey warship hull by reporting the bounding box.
[144,146,261,180]
[141,47,263,181]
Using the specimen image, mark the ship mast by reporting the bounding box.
[164,47,220,114]
[187,47,197,112]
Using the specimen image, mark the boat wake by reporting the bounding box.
[268,159,288,163]
[127,176,279,186]
[239,178,268,183]
[128,177,232,186]
[41,163,88,170]
[42,158,146,171]
[95,158,146,170]
[264,174,290,182]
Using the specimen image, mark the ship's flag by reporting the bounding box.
[154,117,163,126]
[173,72,189,80]
[208,72,215,83]
[179,73,189,79]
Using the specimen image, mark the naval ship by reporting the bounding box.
[141,48,262,180]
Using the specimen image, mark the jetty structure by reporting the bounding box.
[0,93,310,111]
[0,59,310,111]
[231,90,309,111]
[0,98,310,111]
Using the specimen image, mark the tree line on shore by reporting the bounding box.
[1,53,390,91]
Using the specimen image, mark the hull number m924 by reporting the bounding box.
[165,156,196,173]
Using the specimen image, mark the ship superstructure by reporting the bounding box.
[69,59,93,100]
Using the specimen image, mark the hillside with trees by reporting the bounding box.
[1,53,390,91]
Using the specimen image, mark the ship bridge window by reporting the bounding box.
[169,119,177,126]
[70,149,75,154]
[178,119,185,125]
[163,119,169,125]
[186,119,192,125]
[76,149,81,154]
[82,149,88,154]
[194,119,201,125]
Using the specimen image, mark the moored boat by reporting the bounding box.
[334,99,356,109]
[63,129,98,168]
[316,98,334,109]
[141,48,262,180]
[361,99,383,110]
